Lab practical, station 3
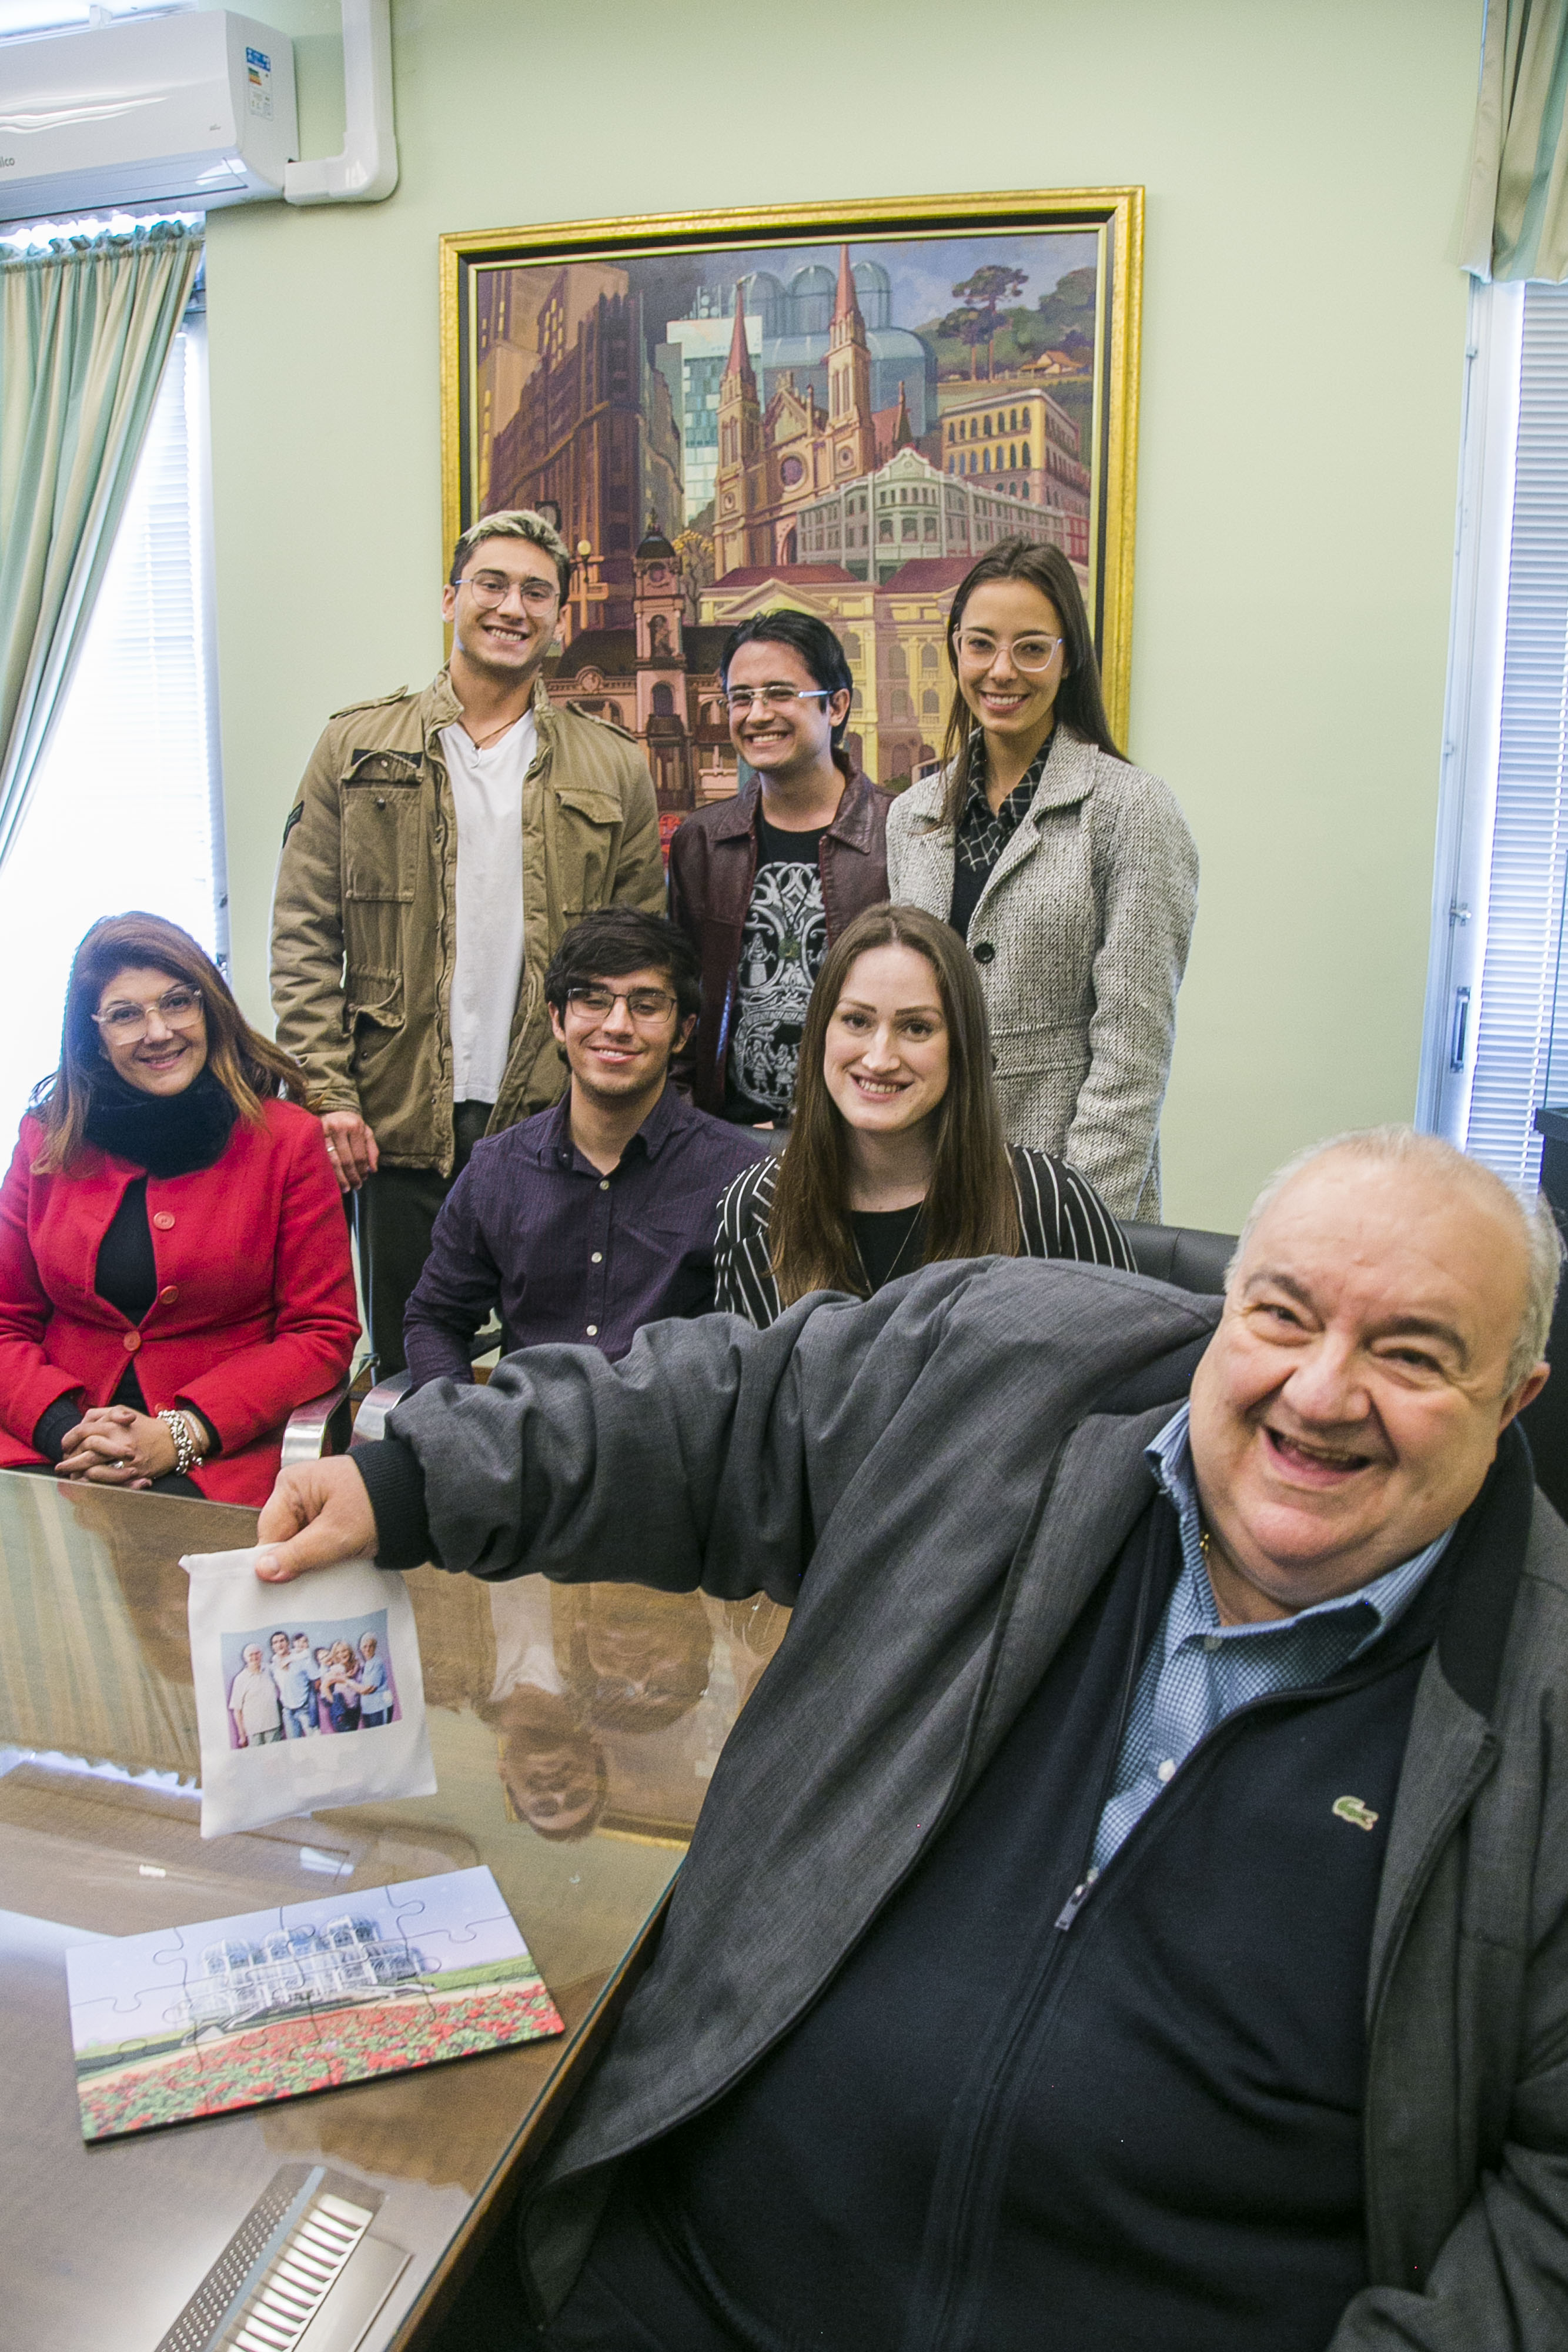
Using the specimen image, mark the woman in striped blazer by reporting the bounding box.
[713,903,1131,1328]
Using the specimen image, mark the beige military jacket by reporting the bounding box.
[270,669,664,1175]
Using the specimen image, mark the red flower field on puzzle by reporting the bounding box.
[65,1867,566,2141]
[78,1979,564,2140]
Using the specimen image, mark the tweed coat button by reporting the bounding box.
[122,1331,142,1353]
[159,1285,179,1305]
[152,1211,175,1231]
[972,940,995,965]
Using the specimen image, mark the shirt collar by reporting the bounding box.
[1144,1402,1454,1652]
[963,729,1054,820]
[723,768,876,851]
[539,1080,687,1170]
[633,1081,687,1161]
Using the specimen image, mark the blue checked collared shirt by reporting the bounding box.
[1089,1404,1454,1873]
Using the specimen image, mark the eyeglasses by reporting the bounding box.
[564,983,678,1023]
[954,630,1063,674]
[459,570,560,609]
[91,985,204,1040]
[723,685,835,714]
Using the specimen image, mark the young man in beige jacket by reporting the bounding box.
[270,510,663,1373]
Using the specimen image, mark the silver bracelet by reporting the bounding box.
[157,1407,205,1478]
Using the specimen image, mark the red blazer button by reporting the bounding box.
[122,1331,142,1353]
[159,1285,179,1305]
[152,1211,175,1231]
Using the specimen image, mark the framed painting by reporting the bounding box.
[440,188,1142,817]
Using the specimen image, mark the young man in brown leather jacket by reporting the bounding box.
[667,613,892,1125]
[270,511,663,1372]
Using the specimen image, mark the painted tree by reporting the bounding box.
[934,305,988,379]
[951,265,1029,379]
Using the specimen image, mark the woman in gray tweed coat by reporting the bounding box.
[886,540,1198,1220]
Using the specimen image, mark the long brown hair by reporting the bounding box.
[768,903,1020,1305]
[938,538,1124,827]
[31,911,311,1173]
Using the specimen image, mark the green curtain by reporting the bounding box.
[1462,0,1568,279]
[0,219,202,872]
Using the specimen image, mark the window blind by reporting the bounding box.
[0,319,227,1147]
[1465,280,1568,1188]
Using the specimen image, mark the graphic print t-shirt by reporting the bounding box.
[726,816,828,1122]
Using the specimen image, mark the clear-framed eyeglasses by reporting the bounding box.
[953,629,1063,674]
[723,684,836,715]
[564,983,678,1024]
[459,570,560,610]
[91,985,205,1040]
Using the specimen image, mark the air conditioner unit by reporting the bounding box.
[0,11,298,222]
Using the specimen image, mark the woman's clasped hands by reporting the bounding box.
[54,1403,182,1487]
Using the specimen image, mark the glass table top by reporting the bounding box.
[0,1468,787,2349]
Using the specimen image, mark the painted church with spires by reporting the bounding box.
[710,244,1066,589]
[713,245,907,576]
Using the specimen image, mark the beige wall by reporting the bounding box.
[204,0,1483,1231]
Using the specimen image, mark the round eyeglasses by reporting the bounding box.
[91,985,205,1041]
[564,983,678,1024]
[723,685,836,715]
[953,630,1063,674]
[459,570,560,610]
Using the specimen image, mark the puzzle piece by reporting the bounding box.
[66,1866,558,2140]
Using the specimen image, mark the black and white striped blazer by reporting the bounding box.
[713,1148,1134,1328]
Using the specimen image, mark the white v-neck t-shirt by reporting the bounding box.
[439,709,537,1105]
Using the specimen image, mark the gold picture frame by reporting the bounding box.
[440,188,1142,796]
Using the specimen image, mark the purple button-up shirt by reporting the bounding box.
[402,1086,771,1386]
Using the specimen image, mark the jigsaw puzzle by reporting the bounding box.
[64,1865,564,2141]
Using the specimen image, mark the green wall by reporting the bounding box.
[204,0,1483,1231]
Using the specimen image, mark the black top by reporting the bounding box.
[846,1204,924,1294]
[96,1176,157,1324]
[31,1179,159,1456]
[724,815,829,1124]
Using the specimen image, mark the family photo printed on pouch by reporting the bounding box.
[221,1611,400,1749]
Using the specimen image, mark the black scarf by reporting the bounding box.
[83,1063,239,1178]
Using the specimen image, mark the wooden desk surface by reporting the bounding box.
[0,1470,787,2348]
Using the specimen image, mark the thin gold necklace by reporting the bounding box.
[851,1202,922,1296]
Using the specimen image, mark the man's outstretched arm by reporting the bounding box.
[255,1258,1216,1593]
[259,1281,901,1592]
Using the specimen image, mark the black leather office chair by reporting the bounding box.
[1119,1221,1236,1297]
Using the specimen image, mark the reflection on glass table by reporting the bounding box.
[0,1468,787,2351]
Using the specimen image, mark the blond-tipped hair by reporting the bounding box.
[449,509,572,600]
[1229,1125,1562,1394]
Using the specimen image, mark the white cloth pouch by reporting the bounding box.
[182,1548,437,1839]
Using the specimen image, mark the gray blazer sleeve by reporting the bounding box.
[386,1281,941,1602]
[1065,766,1199,1215]
[381,1258,1218,1603]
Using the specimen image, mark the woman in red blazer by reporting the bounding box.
[0,912,359,1506]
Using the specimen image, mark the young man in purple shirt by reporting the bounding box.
[401,910,770,1385]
